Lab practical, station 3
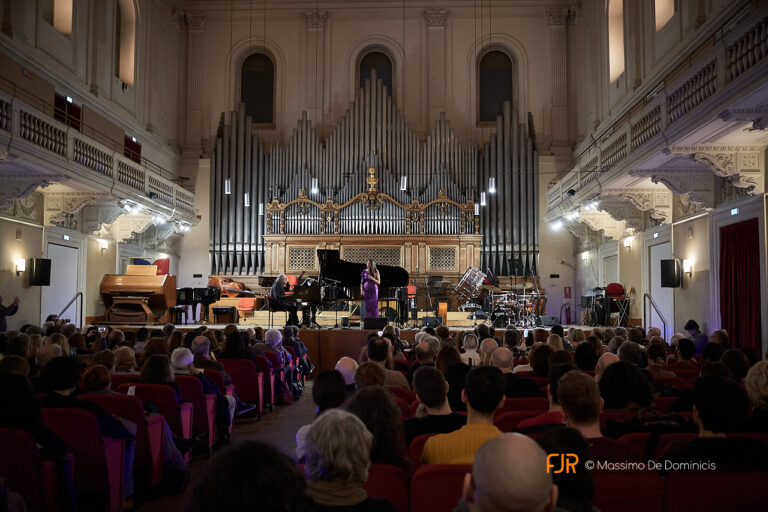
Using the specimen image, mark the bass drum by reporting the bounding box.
[379,306,399,323]
[454,266,486,306]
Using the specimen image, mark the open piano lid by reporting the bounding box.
[317,249,409,288]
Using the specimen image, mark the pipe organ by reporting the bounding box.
[210,70,538,277]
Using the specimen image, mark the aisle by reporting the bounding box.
[136,381,316,511]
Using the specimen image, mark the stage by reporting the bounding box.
[98,323,594,372]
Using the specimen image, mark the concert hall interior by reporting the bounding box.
[1,0,768,511]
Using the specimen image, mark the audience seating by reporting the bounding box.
[0,427,65,512]
[617,432,697,461]
[654,377,691,390]
[284,346,305,385]
[110,373,139,389]
[220,358,264,416]
[263,351,289,400]
[117,383,193,462]
[494,397,548,419]
[664,471,768,511]
[79,393,164,486]
[388,386,413,403]
[252,354,275,407]
[364,464,409,512]
[409,433,437,473]
[393,396,412,419]
[653,396,677,413]
[175,375,217,455]
[592,470,665,512]
[599,410,635,431]
[42,408,125,512]
[409,464,471,512]
[204,369,235,396]
[494,410,544,432]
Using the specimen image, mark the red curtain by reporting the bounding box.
[719,218,762,350]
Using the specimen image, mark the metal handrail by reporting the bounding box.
[643,293,667,338]
[57,292,83,327]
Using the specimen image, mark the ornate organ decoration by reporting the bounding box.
[210,71,539,276]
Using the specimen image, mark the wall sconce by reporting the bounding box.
[98,239,109,252]
[581,251,589,262]
[687,227,694,240]
[682,259,692,276]
[14,257,25,275]
[623,236,633,248]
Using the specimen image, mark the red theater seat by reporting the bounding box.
[393,396,412,419]
[494,410,544,432]
[664,471,768,511]
[42,408,125,512]
[220,358,265,414]
[592,470,664,512]
[388,386,413,403]
[205,369,235,396]
[409,464,470,512]
[175,375,217,453]
[0,427,67,512]
[79,393,164,486]
[494,397,549,419]
[364,464,409,512]
[110,373,139,389]
[409,433,437,473]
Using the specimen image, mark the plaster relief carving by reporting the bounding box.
[423,9,448,27]
[305,10,328,29]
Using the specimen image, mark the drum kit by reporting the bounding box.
[454,266,546,328]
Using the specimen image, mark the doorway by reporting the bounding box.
[42,243,81,327]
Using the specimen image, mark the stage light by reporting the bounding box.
[14,257,25,275]
[244,193,250,207]
[730,207,739,216]
[653,232,659,239]
[551,220,563,231]
[224,178,232,195]
[488,177,496,194]
[480,192,487,206]
[400,175,407,191]
[311,178,319,194]
[66,96,73,103]
[159,253,169,259]
[131,136,137,143]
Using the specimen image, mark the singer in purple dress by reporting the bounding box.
[360,259,381,319]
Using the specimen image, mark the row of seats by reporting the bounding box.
[356,462,768,512]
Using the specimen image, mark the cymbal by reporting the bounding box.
[480,285,503,292]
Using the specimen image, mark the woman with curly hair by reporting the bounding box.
[346,386,408,470]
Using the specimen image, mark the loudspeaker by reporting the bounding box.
[660,259,682,288]
[363,317,387,330]
[28,258,51,286]
[421,316,441,328]
[539,315,560,326]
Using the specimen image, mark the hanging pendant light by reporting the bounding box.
[474,203,480,215]
[311,177,319,194]
[480,192,487,206]
[244,193,250,207]
[400,175,408,191]
[224,178,232,195]
[489,177,496,193]
[258,203,264,216]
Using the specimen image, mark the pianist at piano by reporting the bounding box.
[270,274,301,326]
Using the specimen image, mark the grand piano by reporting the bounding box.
[100,265,176,324]
[315,249,409,302]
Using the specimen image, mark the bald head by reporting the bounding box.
[490,347,514,372]
[469,433,557,512]
[415,341,435,362]
[595,352,619,382]
[334,356,358,386]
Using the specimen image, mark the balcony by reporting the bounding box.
[545,4,768,222]
[0,86,196,224]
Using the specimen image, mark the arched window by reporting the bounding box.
[654,0,674,31]
[359,51,393,95]
[607,0,625,82]
[41,0,73,36]
[478,50,513,123]
[241,53,275,124]
[115,0,136,86]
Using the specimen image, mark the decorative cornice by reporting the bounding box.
[0,176,55,210]
[578,210,628,241]
[305,10,328,29]
[186,11,208,31]
[423,9,448,27]
[42,191,106,228]
[80,201,125,235]
[546,7,570,26]
[598,197,647,232]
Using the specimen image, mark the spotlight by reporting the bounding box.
[489,177,496,194]
[551,220,563,231]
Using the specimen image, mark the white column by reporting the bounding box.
[547,7,570,150]
[304,10,328,130]
[185,11,207,146]
[423,9,448,125]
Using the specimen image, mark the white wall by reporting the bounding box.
[0,218,43,331]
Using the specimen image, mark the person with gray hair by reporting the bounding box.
[106,329,125,349]
[335,356,358,396]
[264,328,302,396]
[304,409,398,511]
[491,347,544,399]
[617,341,644,367]
[270,273,301,326]
[614,326,628,339]
[456,433,558,512]
[608,336,625,354]
[6,334,31,358]
[461,334,481,367]
[60,323,77,339]
[162,323,176,340]
[171,347,235,441]
[35,343,63,372]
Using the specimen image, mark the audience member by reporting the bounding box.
[573,342,598,372]
[354,361,386,389]
[407,341,436,383]
[0,354,30,376]
[546,334,564,352]
[422,366,505,465]
[517,364,575,432]
[558,370,640,463]
[478,338,499,366]
[347,386,408,469]
[598,361,652,410]
[335,356,358,396]
[607,336,624,354]
[461,334,481,367]
[645,343,675,379]
[617,341,644,367]
[535,427,596,512]
[296,370,347,462]
[674,338,697,367]
[525,343,555,378]
[366,336,409,389]
[684,319,708,355]
[745,361,768,432]
[405,366,467,444]
[702,341,725,362]
[114,346,139,374]
[490,347,543,398]
[304,409,398,511]
[720,349,749,382]
[455,433,558,512]
[81,364,114,393]
[188,440,307,512]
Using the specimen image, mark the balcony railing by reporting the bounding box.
[546,7,768,218]
[0,88,196,222]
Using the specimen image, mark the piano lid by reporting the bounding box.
[100,274,171,294]
[317,249,409,288]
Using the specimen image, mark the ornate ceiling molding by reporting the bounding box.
[423,9,448,27]
[578,210,628,240]
[566,222,601,250]
[0,192,43,224]
[305,10,328,29]
[42,191,107,229]
[630,168,718,209]
[597,197,647,232]
[122,222,181,250]
[602,187,673,224]
[106,214,156,243]
[669,144,764,195]
[80,201,125,235]
[0,174,58,210]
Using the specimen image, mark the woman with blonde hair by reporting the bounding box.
[114,346,139,374]
[461,333,481,367]
[47,332,70,357]
[547,334,564,351]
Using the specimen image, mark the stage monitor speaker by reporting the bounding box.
[28,258,51,286]
[660,259,682,288]
[539,315,560,326]
[363,317,387,330]
[421,316,441,328]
